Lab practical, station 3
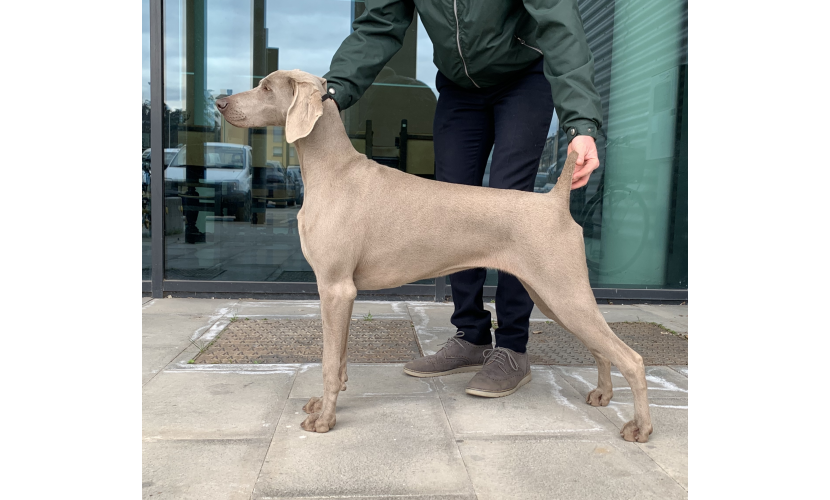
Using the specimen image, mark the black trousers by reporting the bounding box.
[433,58,554,354]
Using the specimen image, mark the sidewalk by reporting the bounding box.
[142,298,688,500]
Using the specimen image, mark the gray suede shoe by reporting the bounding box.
[465,347,532,398]
[403,332,489,377]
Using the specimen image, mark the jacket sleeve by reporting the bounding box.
[522,0,603,139]
[322,0,416,111]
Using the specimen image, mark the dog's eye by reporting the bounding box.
[262,84,270,91]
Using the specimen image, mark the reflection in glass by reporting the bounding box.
[141,0,151,281]
[154,0,686,290]
[573,0,688,289]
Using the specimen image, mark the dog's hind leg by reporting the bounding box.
[300,280,357,433]
[521,277,652,442]
[519,279,613,407]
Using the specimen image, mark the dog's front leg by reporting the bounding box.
[301,281,357,433]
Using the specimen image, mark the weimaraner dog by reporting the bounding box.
[216,70,653,442]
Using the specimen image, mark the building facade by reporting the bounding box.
[142,0,688,301]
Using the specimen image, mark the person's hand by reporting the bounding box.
[567,135,600,190]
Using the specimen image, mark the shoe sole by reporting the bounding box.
[403,365,483,378]
[465,372,533,398]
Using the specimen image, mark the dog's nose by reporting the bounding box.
[216,98,229,111]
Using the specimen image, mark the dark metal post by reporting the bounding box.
[399,119,408,172]
[150,0,165,298]
[434,275,445,302]
[365,120,373,159]
[250,0,268,225]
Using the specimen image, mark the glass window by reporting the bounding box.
[159,0,686,290]
[141,0,151,281]
[572,0,688,289]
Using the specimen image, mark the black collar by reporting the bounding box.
[321,93,335,104]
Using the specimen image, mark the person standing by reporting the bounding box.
[323,0,602,397]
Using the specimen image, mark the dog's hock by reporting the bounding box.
[285,78,324,144]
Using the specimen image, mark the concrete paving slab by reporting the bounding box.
[141,297,239,316]
[435,366,618,439]
[234,299,414,320]
[255,496,473,500]
[350,300,412,319]
[588,304,665,324]
[289,363,438,400]
[143,345,190,385]
[634,304,688,319]
[142,314,224,348]
[143,296,153,305]
[253,397,476,500]
[485,302,549,322]
[407,302,467,356]
[143,437,271,500]
[596,404,688,490]
[234,300,322,318]
[457,437,687,499]
[670,365,688,377]
[632,305,688,334]
[143,369,297,440]
[553,366,688,405]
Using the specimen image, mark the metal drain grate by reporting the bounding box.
[527,322,687,365]
[194,319,421,364]
[193,319,686,366]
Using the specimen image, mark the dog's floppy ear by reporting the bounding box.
[285,76,323,144]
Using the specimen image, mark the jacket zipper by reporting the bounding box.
[453,0,480,88]
[515,36,544,55]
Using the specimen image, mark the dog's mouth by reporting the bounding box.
[216,101,247,126]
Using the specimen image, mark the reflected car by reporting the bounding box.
[546,163,560,191]
[164,143,253,222]
[286,166,304,205]
[533,170,553,193]
[264,161,296,207]
[142,148,180,169]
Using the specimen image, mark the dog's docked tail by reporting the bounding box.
[550,150,579,207]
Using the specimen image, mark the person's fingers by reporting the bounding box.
[576,148,585,166]
[570,176,588,190]
[572,164,593,180]
[571,157,598,189]
[583,156,599,175]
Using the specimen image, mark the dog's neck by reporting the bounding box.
[292,100,360,192]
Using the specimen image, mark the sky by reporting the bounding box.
[142,0,435,107]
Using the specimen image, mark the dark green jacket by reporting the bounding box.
[323,0,602,138]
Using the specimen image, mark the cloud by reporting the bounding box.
[141,0,554,136]
[143,0,442,108]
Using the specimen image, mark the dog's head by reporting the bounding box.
[215,70,327,143]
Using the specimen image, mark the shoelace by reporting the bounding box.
[483,347,519,373]
[436,331,467,355]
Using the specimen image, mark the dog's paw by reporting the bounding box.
[302,397,323,414]
[586,388,613,407]
[621,419,653,443]
[300,412,336,433]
